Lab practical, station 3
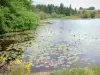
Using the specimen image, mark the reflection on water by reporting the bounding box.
[1,19,100,73]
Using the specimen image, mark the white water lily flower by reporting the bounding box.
[45,65,49,68]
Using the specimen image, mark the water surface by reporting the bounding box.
[1,19,100,73]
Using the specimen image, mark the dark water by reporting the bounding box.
[1,19,100,73]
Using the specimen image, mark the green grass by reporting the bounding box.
[53,69,91,75]
[65,16,80,19]
[8,67,29,75]
[53,66,100,75]
[8,66,100,75]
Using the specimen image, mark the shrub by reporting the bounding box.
[36,11,49,20]
[51,12,58,18]
[90,12,96,18]
[0,0,39,33]
[81,13,89,18]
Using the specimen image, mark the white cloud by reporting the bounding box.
[33,0,100,9]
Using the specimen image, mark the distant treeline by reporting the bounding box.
[79,7,95,10]
[36,4,77,16]
[36,4,97,19]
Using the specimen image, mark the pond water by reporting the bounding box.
[1,19,100,73]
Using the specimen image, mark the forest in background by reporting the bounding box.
[0,0,100,34]
[36,4,99,19]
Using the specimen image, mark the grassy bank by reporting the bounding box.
[66,16,80,19]
[53,66,100,75]
[8,65,100,75]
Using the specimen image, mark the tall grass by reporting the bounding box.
[53,66,100,75]
[8,66,100,75]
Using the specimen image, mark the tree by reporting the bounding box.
[90,12,96,18]
[87,7,95,10]
[54,6,60,14]
[60,3,64,14]
[69,4,72,16]
[75,8,77,14]
[0,0,10,7]
[47,4,54,14]
[0,0,38,32]
[79,7,83,10]
[36,4,76,16]
[65,7,70,16]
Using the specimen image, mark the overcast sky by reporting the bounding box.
[33,0,100,9]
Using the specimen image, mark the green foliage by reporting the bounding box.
[8,67,28,75]
[36,11,49,20]
[87,7,95,10]
[80,10,96,18]
[57,14,66,18]
[79,7,95,10]
[11,66,99,75]
[75,8,77,14]
[0,0,38,33]
[36,4,77,16]
[50,12,65,18]
[51,12,58,18]
[47,4,55,14]
[81,13,89,18]
[80,10,89,18]
[53,66,100,75]
[66,16,80,19]
[90,12,96,18]
[60,3,64,14]
[79,7,83,10]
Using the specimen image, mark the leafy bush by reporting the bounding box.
[0,0,39,33]
[36,11,49,20]
[90,12,96,18]
[50,12,66,18]
[51,12,58,18]
[81,13,89,18]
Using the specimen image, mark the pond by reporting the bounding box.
[1,19,100,73]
